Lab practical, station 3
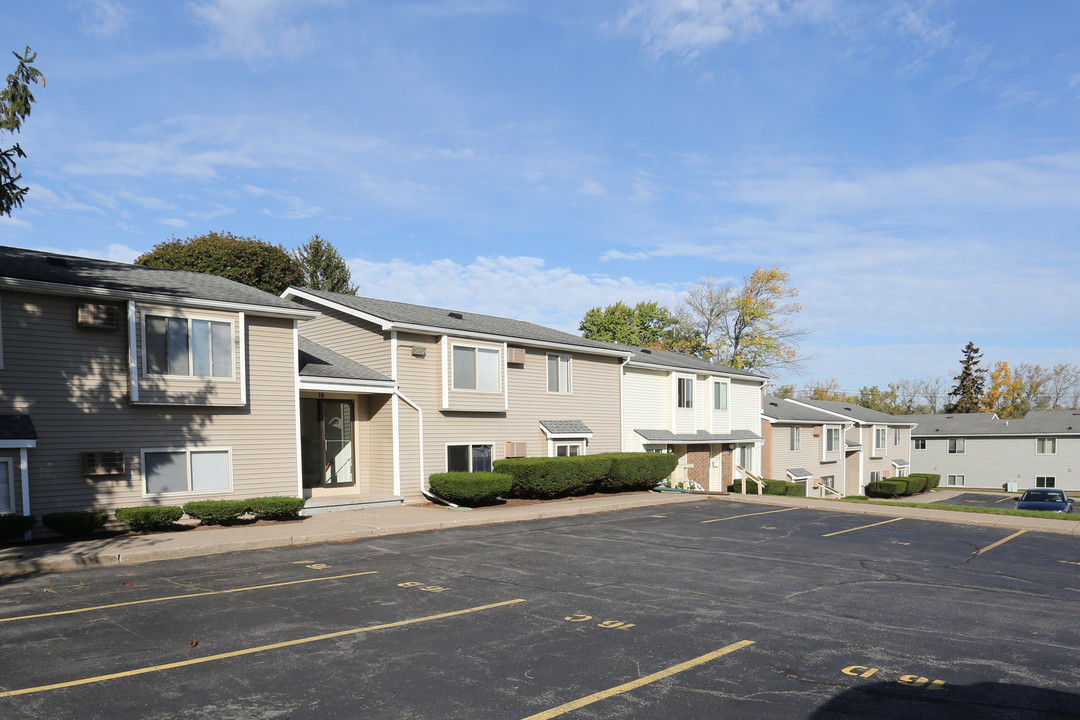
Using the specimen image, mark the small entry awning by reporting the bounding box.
[540,420,593,439]
[634,429,763,444]
[892,458,910,469]
[786,467,813,481]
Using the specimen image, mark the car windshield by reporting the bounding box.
[1021,491,1064,502]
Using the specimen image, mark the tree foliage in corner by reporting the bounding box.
[945,341,987,413]
[1,46,44,217]
[292,234,357,295]
[135,231,303,295]
[579,300,680,347]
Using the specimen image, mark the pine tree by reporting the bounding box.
[946,341,987,413]
[1,46,44,217]
[292,235,357,295]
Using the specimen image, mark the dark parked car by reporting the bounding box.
[1016,489,1073,513]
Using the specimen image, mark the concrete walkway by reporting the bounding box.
[3,490,1078,576]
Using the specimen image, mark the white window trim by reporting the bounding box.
[713,380,729,411]
[894,427,901,446]
[947,438,966,454]
[870,470,881,483]
[546,353,573,394]
[676,376,694,409]
[1036,476,1056,488]
[1035,437,1057,455]
[0,457,13,514]
[445,442,496,472]
[823,425,841,458]
[140,447,233,497]
[947,474,965,486]
[873,425,886,454]
[449,342,502,394]
[141,310,237,381]
[914,438,926,450]
[552,441,586,458]
[790,426,800,451]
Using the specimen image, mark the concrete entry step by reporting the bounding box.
[303,493,404,514]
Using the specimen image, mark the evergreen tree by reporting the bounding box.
[1,46,44,216]
[946,341,987,413]
[292,235,357,295]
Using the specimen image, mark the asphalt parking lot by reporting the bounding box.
[932,492,1021,509]
[2,499,1078,719]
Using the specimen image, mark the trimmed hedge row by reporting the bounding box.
[115,505,183,531]
[43,511,108,538]
[0,514,36,541]
[867,473,940,498]
[729,478,805,497]
[490,452,679,501]
[428,472,514,506]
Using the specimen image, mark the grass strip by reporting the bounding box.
[839,497,1076,520]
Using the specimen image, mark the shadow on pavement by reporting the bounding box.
[808,680,1079,719]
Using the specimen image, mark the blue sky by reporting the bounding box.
[3,0,1078,391]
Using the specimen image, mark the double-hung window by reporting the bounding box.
[874,427,887,453]
[1036,476,1056,488]
[1036,438,1056,455]
[825,427,840,453]
[894,428,901,446]
[789,427,801,451]
[947,474,965,486]
[947,438,965,454]
[914,439,926,450]
[677,378,694,409]
[713,382,728,411]
[737,445,753,470]
[145,315,232,378]
[547,354,571,393]
[447,444,493,472]
[452,345,500,392]
[142,448,231,495]
[870,470,881,482]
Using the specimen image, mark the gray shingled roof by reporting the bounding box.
[618,344,767,380]
[794,398,915,425]
[0,414,37,440]
[898,411,1080,437]
[634,429,763,443]
[539,420,593,435]
[786,467,813,479]
[298,338,393,383]
[845,439,862,450]
[892,458,910,467]
[763,396,847,423]
[0,245,310,313]
[294,289,627,353]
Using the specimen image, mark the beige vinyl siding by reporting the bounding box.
[729,379,762,433]
[292,298,392,376]
[622,366,669,451]
[135,303,243,405]
[709,379,731,435]
[673,374,696,434]
[0,291,300,514]
[769,424,828,480]
[392,337,622,503]
[821,424,844,464]
[844,450,860,496]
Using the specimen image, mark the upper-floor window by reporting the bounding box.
[789,427,800,451]
[547,354,572,393]
[874,427,887,452]
[1036,438,1056,455]
[677,377,693,409]
[947,438,965,454]
[914,438,926,450]
[713,382,728,411]
[452,345,500,392]
[145,315,232,378]
[825,427,840,452]
[894,428,901,446]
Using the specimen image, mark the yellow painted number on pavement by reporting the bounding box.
[398,581,449,592]
[842,666,945,690]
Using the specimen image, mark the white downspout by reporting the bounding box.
[398,390,457,507]
[20,447,30,516]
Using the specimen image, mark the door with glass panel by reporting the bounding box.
[300,398,355,488]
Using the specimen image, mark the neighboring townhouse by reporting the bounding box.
[772,398,915,496]
[895,411,1080,492]
[281,288,632,505]
[0,245,318,517]
[760,396,855,497]
[618,345,767,492]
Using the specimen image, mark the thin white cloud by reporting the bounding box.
[601,249,650,261]
[578,179,606,196]
[188,0,326,65]
[0,215,33,230]
[157,217,188,228]
[76,0,133,38]
[244,184,324,219]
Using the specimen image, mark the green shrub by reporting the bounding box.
[115,506,183,531]
[728,478,801,496]
[594,452,680,492]
[181,500,250,525]
[41,511,108,538]
[0,514,35,541]
[247,496,307,520]
[921,473,940,490]
[866,480,908,498]
[902,475,928,495]
[784,481,807,497]
[493,456,609,499]
[428,472,514,507]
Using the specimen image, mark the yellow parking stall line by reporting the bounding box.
[976,530,1027,555]
[0,598,525,698]
[822,518,904,537]
[520,640,754,720]
[0,571,379,624]
[701,507,799,524]
[995,496,1014,504]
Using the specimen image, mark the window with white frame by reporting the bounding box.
[947,438,965,454]
[825,427,840,452]
[870,470,881,482]
[555,442,583,457]
[789,426,800,451]
[713,382,728,411]
[1036,438,1056,455]
[914,439,926,450]
[452,345,500,392]
[447,444,493,472]
[896,466,908,478]
[821,475,835,489]
[894,428,901,446]
[874,427,886,452]
[644,446,670,454]
[547,354,572,393]
[0,458,12,513]
[947,474,965,486]
[677,377,694,409]
[1036,476,1056,488]
[145,315,233,378]
[737,445,753,471]
[142,448,231,495]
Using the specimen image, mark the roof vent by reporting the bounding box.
[641,348,652,354]
[945,415,954,419]
[45,256,68,267]
[448,311,463,320]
